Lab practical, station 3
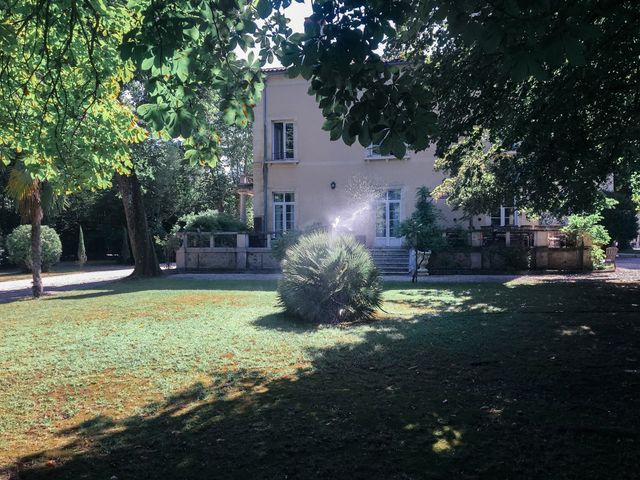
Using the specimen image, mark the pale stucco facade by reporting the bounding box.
[252,70,530,247]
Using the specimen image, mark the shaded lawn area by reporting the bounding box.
[1,279,639,479]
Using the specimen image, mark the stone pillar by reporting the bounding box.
[534,230,549,247]
[535,247,549,269]
[505,231,511,247]
[239,193,247,224]
[236,233,249,270]
[176,232,188,270]
[471,231,483,247]
[470,252,482,269]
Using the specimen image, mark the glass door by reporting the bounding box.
[374,189,402,247]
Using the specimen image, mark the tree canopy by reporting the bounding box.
[280,0,640,214]
[0,0,300,182]
[0,0,144,190]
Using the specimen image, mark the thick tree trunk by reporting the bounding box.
[31,184,43,297]
[116,172,161,278]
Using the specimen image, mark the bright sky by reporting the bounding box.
[286,0,313,34]
[235,1,313,66]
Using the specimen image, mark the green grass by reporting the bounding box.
[1,278,639,479]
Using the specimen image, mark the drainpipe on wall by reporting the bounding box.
[262,77,269,233]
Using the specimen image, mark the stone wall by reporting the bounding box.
[176,233,281,271]
[175,230,594,273]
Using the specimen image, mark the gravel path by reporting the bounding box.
[1,258,637,303]
[0,268,133,303]
[173,257,640,284]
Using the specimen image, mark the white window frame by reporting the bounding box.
[491,206,520,227]
[271,121,296,161]
[364,143,410,161]
[374,188,403,247]
[272,192,296,233]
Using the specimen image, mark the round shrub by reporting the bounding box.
[6,225,62,272]
[278,231,383,324]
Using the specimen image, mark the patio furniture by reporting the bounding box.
[605,246,619,270]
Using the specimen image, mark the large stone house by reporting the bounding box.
[250,68,532,248]
[176,69,592,273]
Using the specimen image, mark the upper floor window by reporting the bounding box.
[365,143,409,160]
[272,121,295,161]
[366,144,383,158]
[491,206,519,227]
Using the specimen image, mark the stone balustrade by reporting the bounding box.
[175,232,279,271]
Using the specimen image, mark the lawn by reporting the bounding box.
[1,278,639,479]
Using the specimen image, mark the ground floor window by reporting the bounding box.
[375,189,402,247]
[273,192,295,233]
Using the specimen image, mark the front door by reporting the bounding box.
[375,189,402,247]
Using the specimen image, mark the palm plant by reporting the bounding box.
[278,232,383,324]
[4,163,63,297]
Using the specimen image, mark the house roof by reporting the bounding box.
[263,66,287,74]
[262,59,406,75]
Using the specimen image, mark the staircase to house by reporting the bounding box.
[369,248,410,275]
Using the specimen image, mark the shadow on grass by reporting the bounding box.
[7,282,640,479]
[251,312,320,333]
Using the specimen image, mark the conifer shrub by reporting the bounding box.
[6,225,62,272]
[278,232,382,324]
[77,225,87,266]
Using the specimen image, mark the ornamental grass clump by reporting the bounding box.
[278,231,383,324]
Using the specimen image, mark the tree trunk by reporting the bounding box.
[115,172,161,278]
[31,183,44,297]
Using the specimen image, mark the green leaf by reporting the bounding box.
[185,26,199,41]
[256,0,272,19]
[358,124,371,148]
[223,108,236,125]
[141,55,154,70]
[175,56,190,82]
[329,124,342,141]
[184,149,198,161]
[137,103,155,116]
[342,125,356,146]
[387,135,406,158]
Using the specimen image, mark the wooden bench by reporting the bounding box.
[605,246,619,270]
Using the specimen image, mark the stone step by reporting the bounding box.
[370,248,409,276]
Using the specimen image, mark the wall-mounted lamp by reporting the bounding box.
[330,181,336,190]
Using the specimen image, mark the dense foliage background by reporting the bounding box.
[0,122,252,265]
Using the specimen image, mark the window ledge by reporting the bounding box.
[267,159,299,164]
[364,155,410,162]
